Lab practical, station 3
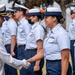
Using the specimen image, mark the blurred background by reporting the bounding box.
[0,0,75,31]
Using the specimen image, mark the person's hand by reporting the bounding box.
[23,60,31,69]
[27,59,32,62]
[11,51,15,56]
[34,65,40,72]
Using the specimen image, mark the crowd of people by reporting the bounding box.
[0,3,75,75]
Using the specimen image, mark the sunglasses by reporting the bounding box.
[70,11,75,15]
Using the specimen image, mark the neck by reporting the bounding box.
[19,15,24,21]
[9,17,13,20]
[50,22,58,30]
[73,18,75,20]
[34,20,38,24]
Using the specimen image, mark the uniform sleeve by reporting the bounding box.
[34,25,45,42]
[0,39,27,70]
[57,33,70,51]
[2,23,5,34]
[9,21,17,36]
[23,21,31,36]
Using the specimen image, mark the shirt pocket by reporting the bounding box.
[48,38,55,43]
[29,32,35,42]
[19,27,23,33]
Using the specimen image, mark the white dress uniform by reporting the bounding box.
[2,20,8,34]
[25,8,45,75]
[69,19,75,40]
[44,23,70,60]
[0,4,31,75]
[0,27,30,75]
[43,7,72,75]
[0,27,2,37]
[69,5,75,75]
[26,22,45,49]
[17,17,30,45]
[14,3,31,75]
[3,19,17,45]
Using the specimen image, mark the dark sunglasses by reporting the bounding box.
[70,11,75,15]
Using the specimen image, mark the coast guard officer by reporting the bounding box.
[0,4,31,75]
[0,37,30,75]
[3,8,18,75]
[27,7,72,75]
[14,3,31,75]
[69,4,75,75]
[25,8,45,75]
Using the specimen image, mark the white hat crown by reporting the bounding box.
[6,8,14,12]
[0,4,6,12]
[29,8,40,13]
[47,7,62,12]
[14,3,28,10]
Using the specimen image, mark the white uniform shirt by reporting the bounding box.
[44,24,70,60]
[0,28,27,75]
[69,19,75,40]
[17,18,30,45]
[3,19,17,45]
[0,27,4,41]
[26,22,45,49]
[0,27,2,36]
[2,21,8,34]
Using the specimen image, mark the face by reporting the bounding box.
[70,10,75,19]
[14,10,22,19]
[7,12,13,18]
[29,16,36,22]
[45,16,54,28]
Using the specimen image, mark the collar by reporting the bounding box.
[51,23,61,33]
[18,17,26,26]
[8,18,13,21]
[31,22,39,29]
[72,19,75,24]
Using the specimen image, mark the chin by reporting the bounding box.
[46,25,49,28]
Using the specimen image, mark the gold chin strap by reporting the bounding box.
[0,12,7,16]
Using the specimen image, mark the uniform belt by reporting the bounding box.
[46,59,61,62]
[26,48,37,51]
[5,44,10,47]
[17,44,25,47]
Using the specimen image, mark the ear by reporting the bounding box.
[34,16,37,19]
[52,16,56,22]
[20,11,23,14]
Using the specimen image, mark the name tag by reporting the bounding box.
[29,32,33,36]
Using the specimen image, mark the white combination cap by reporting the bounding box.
[0,4,6,13]
[14,3,28,11]
[6,8,14,13]
[70,4,75,11]
[44,7,62,17]
[27,8,41,16]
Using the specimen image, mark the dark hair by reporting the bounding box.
[52,16,65,24]
[34,15,43,20]
[19,9,26,16]
[37,15,42,19]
